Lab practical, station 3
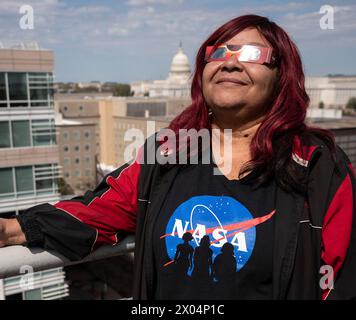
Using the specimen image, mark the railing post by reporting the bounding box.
[0,279,5,300]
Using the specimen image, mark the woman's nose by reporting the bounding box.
[220,54,244,71]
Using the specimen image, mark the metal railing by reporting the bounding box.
[0,235,135,279]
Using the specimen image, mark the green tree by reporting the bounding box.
[346,97,356,111]
[58,178,74,195]
[112,84,133,96]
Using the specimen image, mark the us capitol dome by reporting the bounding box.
[167,42,191,81]
[131,42,192,98]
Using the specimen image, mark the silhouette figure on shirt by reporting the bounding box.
[174,232,194,278]
[192,235,213,281]
[189,235,214,298]
[212,242,237,283]
[211,242,237,299]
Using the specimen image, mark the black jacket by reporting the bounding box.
[18,133,356,299]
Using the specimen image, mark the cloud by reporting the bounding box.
[126,0,184,6]
[0,0,354,80]
[0,0,355,50]
[277,4,356,45]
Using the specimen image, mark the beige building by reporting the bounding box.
[306,76,356,109]
[56,95,190,169]
[113,116,171,167]
[55,99,101,159]
[55,114,97,194]
[0,44,68,300]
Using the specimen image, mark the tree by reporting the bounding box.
[58,178,74,195]
[346,97,356,111]
[112,84,133,96]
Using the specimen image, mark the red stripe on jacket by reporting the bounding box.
[54,159,141,249]
[321,173,353,299]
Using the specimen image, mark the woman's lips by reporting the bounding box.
[216,77,249,86]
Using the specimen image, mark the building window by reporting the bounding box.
[84,131,90,138]
[34,164,59,195]
[63,145,69,152]
[85,144,90,151]
[11,120,31,147]
[23,289,42,300]
[65,172,70,178]
[73,131,80,140]
[63,158,70,166]
[63,106,68,112]
[127,102,166,117]
[28,73,53,107]
[0,121,10,148]
[15,166,34,196]
[75,158,80,164]
[79,105,83,111]
[85,169,91,177]
[0,164,59,199]
[74,145,80,152]
[63,132,69,141]
[0,168,14,199]
[74,170,81,177]
[85,156,91,164]
[8,73,28,107]
[0,72,7,107]
[31,119,56,146]
[29,80,48,101]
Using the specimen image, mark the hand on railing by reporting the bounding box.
[0,218,26,247]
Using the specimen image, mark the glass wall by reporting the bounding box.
[8,72,28,107]
[0,164,59,199]
[34,164,60,195]
[0,168,14,199]
[0,72,54,108]
[0,72,7,108]
[11,120,31,147]
[0,119,56,148]
[15,166,34,196]
[0,121,10,148]
[32,119,56,146]
[29,73,54,107]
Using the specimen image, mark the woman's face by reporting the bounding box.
[202,27,278,118]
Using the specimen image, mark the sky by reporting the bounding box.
[0,0,355,83]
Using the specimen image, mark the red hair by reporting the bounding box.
[168,14,336,192]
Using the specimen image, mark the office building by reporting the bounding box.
[0,44,67,300]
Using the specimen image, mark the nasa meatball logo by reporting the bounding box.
[160,195,275,275]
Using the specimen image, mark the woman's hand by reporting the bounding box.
[0,218,26,247]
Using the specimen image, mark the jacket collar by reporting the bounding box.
[292,135,323,168]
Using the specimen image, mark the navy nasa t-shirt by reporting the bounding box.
[153,161,276,299]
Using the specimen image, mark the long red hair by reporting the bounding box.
[168,14,336,192]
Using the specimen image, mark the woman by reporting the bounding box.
[1,15,356,300]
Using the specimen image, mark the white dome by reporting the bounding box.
[168,44,191,80]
